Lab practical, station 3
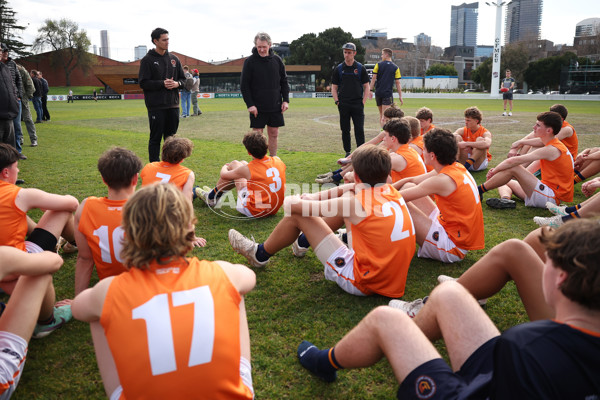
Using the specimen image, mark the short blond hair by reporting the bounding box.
[403,116,421,139]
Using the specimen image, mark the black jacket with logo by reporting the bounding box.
[241,47,289,113]
[138,49,185,110]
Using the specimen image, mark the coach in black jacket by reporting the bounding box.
[241,32,289,157]
[139,27,186,162]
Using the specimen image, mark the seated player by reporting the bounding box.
[315,105,404,184]
[480,111,574,209]
[416,106,435,136]
[74,147,143,296]
[196,131,286,218]
[72,184,256,399]
[0,143,78,338]
[297,219,600,399]
[383,118,426,182]
[404,116,423,156]
[453,106,492,172]
[0,247,64,398]
[140,135,195,202]
[229,144,416,298]
[573,147,600,184]
[393,128,484,263]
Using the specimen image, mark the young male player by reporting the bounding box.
[572,147,600,184]
[72,184,256,399]
[229,144,416,298]
[0,143,78,337]
[453,106,492,171]
[196,131,286,218]
[297,219,600,399]
[480,111,574,209]
[74,147,143,296]
[383,118,426,182]
[393,128,484,263]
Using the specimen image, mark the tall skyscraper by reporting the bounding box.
[100,30,111,58]
[415,33,432,48]
[505,0,543,44]
[450,2,479,47]
[134,45,148,61]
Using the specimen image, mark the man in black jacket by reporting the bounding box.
[138,27,186,162]
[0,43,18,149]
[38,71,50,122]
[241,32,289,157]
[29,70,43,124]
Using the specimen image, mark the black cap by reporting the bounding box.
[0,43,8,52]
[342,42,356,51]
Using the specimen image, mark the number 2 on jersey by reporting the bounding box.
[381,198,415,242]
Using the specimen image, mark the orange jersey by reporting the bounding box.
[560,120,578,159]
[420,123,435,136]
[140,161,191,191]
[390,144,426,182]
[77,197,128,280]
[462,125,492,161]
[434,163,484,250]
[101,258,252,400]
[350,184,416,298]
[245,156,286,217]
[0,181,27,251]
[540,138,574,203]
[411,136,434,172]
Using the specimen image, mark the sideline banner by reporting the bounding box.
[49,94,122,101]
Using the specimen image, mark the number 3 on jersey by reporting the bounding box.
[266,167,282,193]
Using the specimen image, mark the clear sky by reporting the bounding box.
[12,0,600,62]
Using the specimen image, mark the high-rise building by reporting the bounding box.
[450,2,479,47]
[575,18,600,37]
[505,0,543,44]
[134,45,148,61]
[100,30,111,59]
[415,33,432,48]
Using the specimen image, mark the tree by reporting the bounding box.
[523,52,577,91]
[0,0,30,58]
[33,19,92,86]
[425,63,458,76]
[499,42,530,85]
[288,27,365,83]
[471,57,492,90]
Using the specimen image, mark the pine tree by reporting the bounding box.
[0,0,31,58]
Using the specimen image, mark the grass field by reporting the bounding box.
[12,97,598,399]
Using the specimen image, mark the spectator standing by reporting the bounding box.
[17,64,38,146]
[0,43,18,150]
[180,65,192,118]
[67,89,73,103]
[1,44,25,159]
[29,70,43,123]
[38,71,50,121]
[191,68,201,116]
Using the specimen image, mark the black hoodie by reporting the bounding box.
[138,49,185,110]
[241,47,289,113]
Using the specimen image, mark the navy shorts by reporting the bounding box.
[249,111,284,129]
[397,336,498,399]
[502,92,513,100]
[376,96,394,106]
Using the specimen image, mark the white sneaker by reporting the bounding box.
[292,236,309,257]
[437,275,487,306]
[508,112,512,116]
[315,176,335,184]
[388,297,427,318]
[194,186,216,207]
[316,171,333,179]
[502,111,507,116]
[545,201,567,216]
[533,215,564,229]
[228,229,267,268]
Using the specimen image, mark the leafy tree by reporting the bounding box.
[33,18,92,86]
[523,52,577,90]
[288,27,364,83]
[0,0,30,57]
[471,57,492,90]
[425,63,458,76]
[500,42,529,85]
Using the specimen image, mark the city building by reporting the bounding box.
[134,45,147,61]
[414,33,432,48]
[100,30,111,59]
[575,18,600,37]
[450,2,479,47]
[505,0,543,44]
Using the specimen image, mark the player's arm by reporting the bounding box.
[284,192,360,220]
[301,183,355,201]
[331,84,339,103]
[555,125,574,141]
[215,260,256,296]
[74,199,95,296]
[489,146,559,178]
[392,169,437,190]
[15,188,78,213]
[369,72,377,92]
[363,131,386,147]
[0,247,63,281]
[72,277,114,323]
[362,82,370,104]
[390,153,407,174]
[138,60,164,91]
[467,130,492,149]
[183,171,195,203]
[582,177,600,197]
[395,68,403,105]
[399,174,456,202]
[220,163,251,181]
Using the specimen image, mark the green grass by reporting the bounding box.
[13,97,598,399]
[50,86,104,95]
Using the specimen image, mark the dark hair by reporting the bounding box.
[540,219,600,311]
[161,136,193,164]
[97,147,143,190]
[383,105,404,119]
[423,128,457,166]
[383,118,411,144]
[415,107,433,121]
[464,106,483,123]
[0,143,20,170]
[242,131,268,159]
[151,27,169,44]
[537,111,563,135]
[549,104,568,120]
[352,144,391,186]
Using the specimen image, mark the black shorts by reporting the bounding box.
[502,92,513,100]
[26,228,58,252]
[376,96,394,106]
[397,336,498,399]
[249,111,284,129]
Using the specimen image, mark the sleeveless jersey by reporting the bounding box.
[540,138,574,203]
[434,163,484,250]
[140,161,191,191]
[462,125,492,161]
[245,156,286,217]
[77,197,128,280]
[418,125,435,172]
[101,258,253,400]
[411,135,423,152]
[350,184,416,298]
[390,144,426,182]
[0,181,27,251]
[420,123,435,136]
[560,120,578,159]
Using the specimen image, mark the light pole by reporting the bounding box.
[485,1,511,98]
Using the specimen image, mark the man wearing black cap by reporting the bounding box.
[0,43,18,152]
[331,43,370,157]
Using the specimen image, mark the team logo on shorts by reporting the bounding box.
[432,231,440,241]
[415,375,436,399]
[539,184,545,191]
[335,257,345,267]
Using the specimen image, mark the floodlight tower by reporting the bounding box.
[486,1,511,98]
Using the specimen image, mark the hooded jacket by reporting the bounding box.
[241,47,289,113]
[138,49,185,110]
[0,62,18,119]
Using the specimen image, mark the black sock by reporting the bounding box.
[464,158,475,169]
[562,210,580,222]
[255,244,272,263]
[297,341,340,382]
[565,204,581,214]
[297,233,310,248]
[478,183,487,196]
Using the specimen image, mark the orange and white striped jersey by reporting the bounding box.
[390,144,427,182]
[0,181,27,251]
[245,156,286,217]
[141,161,191,191]
[541,138,574,204]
